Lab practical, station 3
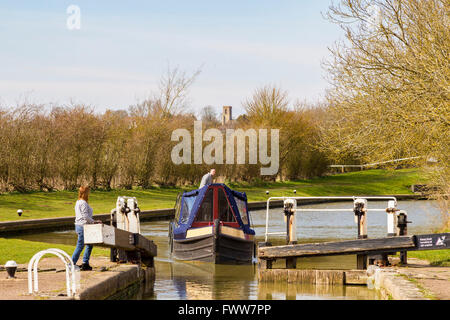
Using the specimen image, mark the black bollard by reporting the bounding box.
[5,261,17,279]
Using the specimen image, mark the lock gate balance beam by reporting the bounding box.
[84,224,157,265]
[258,233,449,270]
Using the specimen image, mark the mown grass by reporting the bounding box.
[0,169,428,221]
[407,250,450,267]
[0,237,109,265]
[0,188,184,222]
[228,168,427,200]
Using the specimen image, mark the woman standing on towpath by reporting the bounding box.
[71,186,102,271]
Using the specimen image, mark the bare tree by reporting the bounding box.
[199,105,219,124]
[243,85,290,127]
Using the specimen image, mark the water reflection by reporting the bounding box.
[258,282,381,300]
[149,259,381,300]
[150,261,256,300]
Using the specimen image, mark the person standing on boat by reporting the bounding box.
[199,169,216,188]
[72,185,102,271]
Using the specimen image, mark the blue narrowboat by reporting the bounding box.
[169,184,255,264]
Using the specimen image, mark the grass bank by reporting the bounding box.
[227,168,427,200]
[0,169,428,221]
[407,250,450,267]
[0,237,109,265]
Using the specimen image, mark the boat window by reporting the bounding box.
[234,196,249,225]
[194,188,213,222]
[218,188,236,223]
[180,195,197,224]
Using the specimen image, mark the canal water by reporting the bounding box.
[17,200,444,300]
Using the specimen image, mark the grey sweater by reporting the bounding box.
[199,173,213,188]
[74,199,95,225]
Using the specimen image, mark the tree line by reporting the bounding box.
[0,81,328,192]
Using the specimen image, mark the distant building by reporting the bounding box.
[222,106,232,125]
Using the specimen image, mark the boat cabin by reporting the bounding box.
[172,183,254,240]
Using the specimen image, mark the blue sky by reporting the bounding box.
[0,1,344,116]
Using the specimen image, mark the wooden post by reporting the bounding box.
[400,251,408,265]
[398,211,409,264]
[258,242,273,270]
[259,259,273,270]
[288,214,297,245]
[358,207,369,240]
[283,199,298,269]
[283,199,297,244]
[286,257,297,269]
[375,200,398,267]
[354,199,368,239]
[357,254,367,270]
[359,214,367,239]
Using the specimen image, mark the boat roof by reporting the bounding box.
[173,183,254,239]
[182,183,247,200]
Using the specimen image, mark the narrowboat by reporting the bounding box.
[168,183,255,264]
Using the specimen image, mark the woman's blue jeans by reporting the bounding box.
[72,224,93,265]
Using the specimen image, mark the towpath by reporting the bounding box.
[392,258,450,300]
[0,256,118,300]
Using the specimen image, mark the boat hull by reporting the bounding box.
[172,226,254,264]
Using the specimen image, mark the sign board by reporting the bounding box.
[414,233,449,250]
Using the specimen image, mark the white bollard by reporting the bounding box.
[386,200,398,237]
[116,196,140,233]
[127,197,140,234]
